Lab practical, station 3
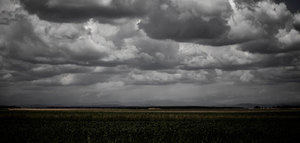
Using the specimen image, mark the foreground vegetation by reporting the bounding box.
[0,108,300,143]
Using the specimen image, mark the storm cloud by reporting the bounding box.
[20,0,152,22]
[0,0,300,106]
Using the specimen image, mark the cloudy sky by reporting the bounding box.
[0,0,300,106]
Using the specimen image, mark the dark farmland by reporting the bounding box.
[1,108,300,143]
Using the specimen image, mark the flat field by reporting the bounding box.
[1,108,300,143]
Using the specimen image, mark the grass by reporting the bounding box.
[1,108,300,143]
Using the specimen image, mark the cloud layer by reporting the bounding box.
[0,0,300,106]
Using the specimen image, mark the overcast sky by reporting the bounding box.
[0,0,300,106]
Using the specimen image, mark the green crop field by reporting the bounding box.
[1,108,300,143]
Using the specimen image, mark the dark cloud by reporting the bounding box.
[238,39,286,54]
[20,0,152,23]
[138,0,232,41]
[137,0,297,49]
